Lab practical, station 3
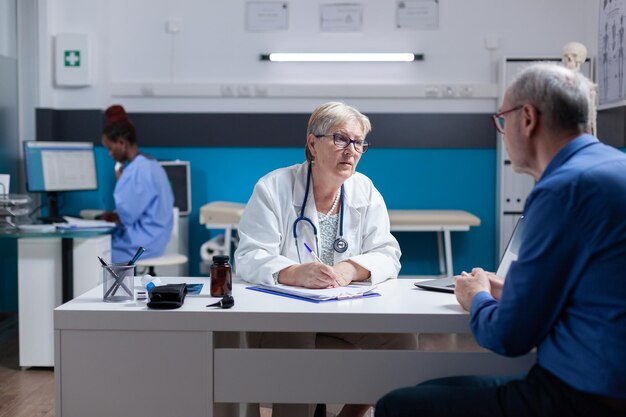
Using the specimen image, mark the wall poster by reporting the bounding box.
[599,0,626,107]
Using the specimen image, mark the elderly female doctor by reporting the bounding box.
[236,101,400,287]
[235,102,416,417]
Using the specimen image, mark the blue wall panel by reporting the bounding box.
[58,147,497,277]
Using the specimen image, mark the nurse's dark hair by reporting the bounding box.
[103,105,136,144]
[305,102,371,162]
[507,63,592,134]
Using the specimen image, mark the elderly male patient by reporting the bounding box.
[376,63,626,417]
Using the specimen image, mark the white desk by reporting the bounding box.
[55,278,533,417]
[0,230,111,367]
[200,202,481,276]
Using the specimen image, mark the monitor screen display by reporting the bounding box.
[23,141,97,192]
[159,160,191,215]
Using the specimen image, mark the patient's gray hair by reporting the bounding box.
[305,102,371,162]
[508,63,593,133]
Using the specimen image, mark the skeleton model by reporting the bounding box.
[562,42,597,136]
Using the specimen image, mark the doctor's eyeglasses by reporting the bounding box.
[492,105,523,134]
[315,132,369,154]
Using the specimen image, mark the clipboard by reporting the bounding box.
[246,285,381,303]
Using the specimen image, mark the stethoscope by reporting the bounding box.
[293,163,349,263]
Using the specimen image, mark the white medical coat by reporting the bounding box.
[235,163,401,285]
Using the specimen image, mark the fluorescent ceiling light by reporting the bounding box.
[260,53,423,62]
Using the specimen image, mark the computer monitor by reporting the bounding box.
[159,160,191,216]
[23,141,97,222]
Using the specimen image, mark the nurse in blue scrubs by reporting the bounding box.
[100,105,174,263]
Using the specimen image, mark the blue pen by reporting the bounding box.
[127,246,145,266]
[303,242,324,263]
[303,242,341,287]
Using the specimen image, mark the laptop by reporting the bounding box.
[414,216,525,293]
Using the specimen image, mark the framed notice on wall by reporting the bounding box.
[246,2,289,32]
[396,0,439,30]
[320,3,363,32]
[598,0,626,108]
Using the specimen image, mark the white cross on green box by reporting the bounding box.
[64,50,81,67]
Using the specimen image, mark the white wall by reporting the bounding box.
[34,0,600,113]
[0,0,17,58]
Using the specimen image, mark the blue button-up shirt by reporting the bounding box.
[470,134,626,400]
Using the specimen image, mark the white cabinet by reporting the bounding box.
[17,234,111,367]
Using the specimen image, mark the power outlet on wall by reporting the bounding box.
[425,86,440,97]
[442,86,456,97]
[254,85,269,97]
[166,18,183,34]
[484,36,499,51]
[459,86,474,97]
[220,84,235,97]
[237,85,252,97]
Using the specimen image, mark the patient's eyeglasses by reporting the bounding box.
[315,132,369,154]
[492,105,523,134]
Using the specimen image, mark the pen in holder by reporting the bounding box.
[102,263,135,302]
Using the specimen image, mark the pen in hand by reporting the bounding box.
[303,242,323,263]
[303,242,341,287]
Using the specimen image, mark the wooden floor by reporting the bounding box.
[0,314,55,417]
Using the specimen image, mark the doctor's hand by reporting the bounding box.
[454,268,491,311]
[278,263,339,289]
[332,260,370,286]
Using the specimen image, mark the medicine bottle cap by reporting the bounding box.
[212,255,230,263]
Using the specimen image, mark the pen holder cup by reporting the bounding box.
[102,264,135,302]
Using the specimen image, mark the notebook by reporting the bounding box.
[414,216,525,293]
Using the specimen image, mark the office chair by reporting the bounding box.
[136,252,188,276]
[136,207,188,276]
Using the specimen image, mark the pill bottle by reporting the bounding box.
[210,255,232,297]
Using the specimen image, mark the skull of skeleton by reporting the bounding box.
[561,42,588,72]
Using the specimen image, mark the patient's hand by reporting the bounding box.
[454,268,491,311]
[470,268,505,300]
[487,274,505,300]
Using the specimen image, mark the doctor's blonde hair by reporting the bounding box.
[305,102,371,162]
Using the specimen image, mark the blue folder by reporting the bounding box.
[246,285,381,303]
